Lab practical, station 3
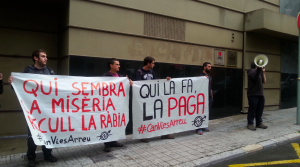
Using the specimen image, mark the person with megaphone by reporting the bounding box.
[246,55,267,131]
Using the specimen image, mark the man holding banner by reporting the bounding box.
[8,49,57,167]
[135,56,175,142]
[102,58,133,152]
[197,62,212,135]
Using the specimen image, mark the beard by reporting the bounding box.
[205,69,211,73]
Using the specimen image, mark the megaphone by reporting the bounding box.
[254,54,268,68]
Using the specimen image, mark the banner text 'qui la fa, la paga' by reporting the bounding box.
[132,77,209,139]
[12,72,130,148]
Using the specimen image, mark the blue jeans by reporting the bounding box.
[247,96,265,126]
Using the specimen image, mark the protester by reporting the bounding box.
[8,49,57,167]
[247,62,267,131]
[197,62,213,135]
[102,58,133,152]
[135,56,174,142]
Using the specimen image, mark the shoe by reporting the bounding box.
[161,134,175,139]
[110,141,123,147]
[44,154,57,162]
[198,130,203,135]
[247,124,256,131]
[104,145,111,152]
[141,139,149,143]
[202,128,210,132]
[256,123,268,129]
[27,160,35,167]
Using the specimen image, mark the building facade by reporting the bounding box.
[0,0,298,136]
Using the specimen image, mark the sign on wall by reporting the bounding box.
[132,77,209,139]
[214,50,225,66]
[227,51,237,67]
[12,73,130,148]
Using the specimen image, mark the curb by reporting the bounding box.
[195,132,300,167]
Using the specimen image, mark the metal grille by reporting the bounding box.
[144,13,186,41]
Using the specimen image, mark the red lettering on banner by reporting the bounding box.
[109,82,117,96]
[49,117,59,133]
[178,96,186,116]
[118,82,125,97]
[54,78,58,96]
[38,118,47,133]
[81,82,89,96]
[60,117,67,132]
[93,98,101,111]
[72,98,80,112]
[40,81,52,95]
[23,80,39,97]
[91,83,101,96]
[168,97,177,117]
[82,97,91,112]
[100,115,107,128]
[27,115,37,130]
[187,95,196,115]
[68,116,74,131]
[88,115,96,130]
[102,83,109,96]
[106,98,115,111]
[113,114,117,127]
[30,100,41,115]
[72,82,81,95]
[121,113,126,127]
[82,115,88,131]
[197,93,205,114]
[52,98,64,113]
[107,114,112,127]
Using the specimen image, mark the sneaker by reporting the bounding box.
[27,160,35,167]
[161,134,175,139]
[141,139,149,143]
[104,145,111,152]
[256,123,268,129]
[110,141,123,147]
[202,128,210,132]
[198,130,203,135]
[44,154,57,162]
[247,124,256,131]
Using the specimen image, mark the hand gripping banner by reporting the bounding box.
[12,73,129,148]
[132,77,209,139]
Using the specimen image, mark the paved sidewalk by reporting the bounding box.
[1,108,300,167]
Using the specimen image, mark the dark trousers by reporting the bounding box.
[247,96,265,126]
[104,141,116,147]
[27,127,52,160]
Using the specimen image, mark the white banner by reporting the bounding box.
[12,73,129,148]
[132,77,209,139]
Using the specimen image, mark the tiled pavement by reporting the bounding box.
[1,108,300,167]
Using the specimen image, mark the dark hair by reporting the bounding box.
[143,56,155,66]
[203,62,211,67]
[32,49,46,63]
[108,58,119,69]
[250,62,256,69]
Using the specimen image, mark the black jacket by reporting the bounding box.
[135,67,156,81]
[23,65,55,75]
[247,68,264,96]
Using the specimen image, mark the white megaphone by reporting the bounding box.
[254,54,268,68]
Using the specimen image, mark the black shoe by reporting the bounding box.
[44,154,57,162]
[110,141,123,147]
[161,135,175,139]
[104,145,111,152]
[27,160,35,167]
[141,139,149,143]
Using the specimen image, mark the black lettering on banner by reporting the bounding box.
[140,84,149,98]
[154,99,163,119]
[164,81,175,95]
[143,102,153,121]
[182,79,193,93]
